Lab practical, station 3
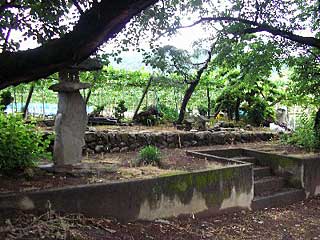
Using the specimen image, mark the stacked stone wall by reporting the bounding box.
[84,131,276,153]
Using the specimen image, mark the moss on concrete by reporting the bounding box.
[145,165,252,209]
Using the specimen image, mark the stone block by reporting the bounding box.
[110,147,120,153]
[95,145,104,153]
[84,132,96,143]
[49,82,91,92]
[120,147,129,153]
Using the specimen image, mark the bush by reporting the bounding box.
[114,100,128,121]
[135,145,161,166]
[282,113,319,151]
[197,105,208,116]
[0,112,51,174]
[246,99,275,126]
[0,91,13,111]
[158,104,178,122]
[90,105,105,117]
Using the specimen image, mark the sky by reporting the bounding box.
[11,19,208,71]
[13,19,207,51]
[9,2,314,71]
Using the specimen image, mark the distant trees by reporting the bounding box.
[145,43,215,124]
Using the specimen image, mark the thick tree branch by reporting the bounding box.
[0,0,158,90]
[176,16,320,49]
[72,0,84,14]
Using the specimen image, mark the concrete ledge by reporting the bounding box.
[193,148,320,198]
[0,164,253,221]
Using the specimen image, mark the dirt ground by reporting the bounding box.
[1,196,320,240]
[0,146,227,194]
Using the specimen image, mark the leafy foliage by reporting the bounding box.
[197,105,208,116]
[90,105,105,117]
[212,66,283,125]
[282,113,320,151]
[0,90,13,111]
[246,98,275,126]
[114,100,128,121]
[135,145,161,166]
[158,104,178,122]
[1,1,75,51]
[287,50,320,107]
[0,112,51,174]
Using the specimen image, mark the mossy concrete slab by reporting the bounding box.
[0,163,253,221]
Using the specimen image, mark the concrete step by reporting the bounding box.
[252,188,306,210]
[232,156,257,164]
[254,176,286,196]
[254,166,272,179]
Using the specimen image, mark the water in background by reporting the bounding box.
[5,103,93,116]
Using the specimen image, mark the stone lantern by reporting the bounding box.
[49,58,102,167]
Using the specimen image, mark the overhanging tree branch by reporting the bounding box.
[72,0,84,14]
[0,0,158,90]
[174,16,320,49]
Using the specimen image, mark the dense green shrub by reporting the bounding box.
[246,99,275,126]
[0,112,51,174]
[135,145,161,166]
[114,100,128,121]
[0,91,13,111]
[282,113,319,151]
[90,105,105,117]
[197,105,208,116]
[159,104,178,122]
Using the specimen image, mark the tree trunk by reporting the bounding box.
[176,43,214,125]
[314,107,320,146]
[227,106,233,120]
[85,89,92,105]
[235,97,241,122]
[133,76,153,120]
[20,92,24,112]
[206,86,211,118]
[23,83,35,119]
[82,89,86,101]
[42,90,45,119]
[13,88,17,112]
[177,80,200,124]
[174,87,178,112]
[0,0,158,90]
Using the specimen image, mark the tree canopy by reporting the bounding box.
[0,0,158,89]
[0,0,319,93]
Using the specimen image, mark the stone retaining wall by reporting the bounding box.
[84,131,277,153]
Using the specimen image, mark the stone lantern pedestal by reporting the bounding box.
[49,81,90,167]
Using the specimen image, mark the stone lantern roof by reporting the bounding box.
[66,58,103,72]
